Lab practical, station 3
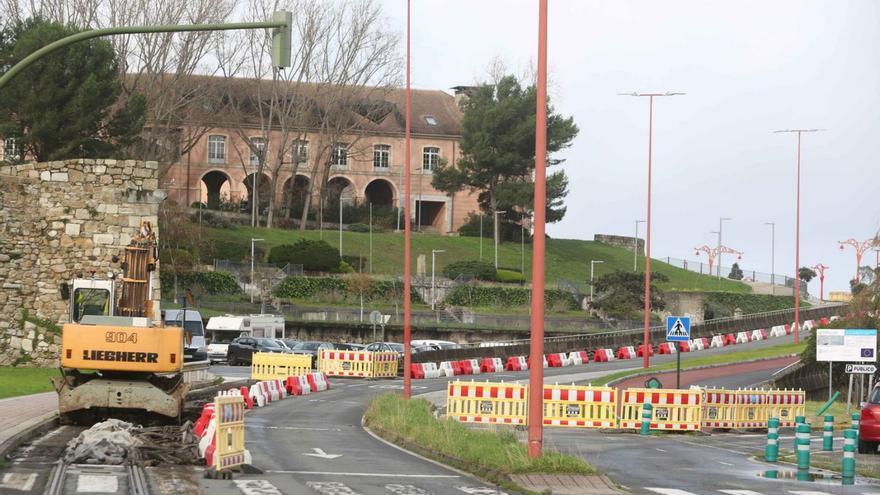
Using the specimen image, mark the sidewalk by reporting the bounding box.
[0,392,58,452]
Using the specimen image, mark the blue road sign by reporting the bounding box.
[666,316,691,342]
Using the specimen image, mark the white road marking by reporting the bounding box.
[266,470,459,478]
[76,474,118,493]
[248,425,342,432]
[655,448,667,452]
[719,490,766,495]
[385,484,432,495]
[716,461,734,466]
[456,488,508,495]
[307,481,361,495]
[1,472,37,491]
[233,479,284,495]
[644,489,699,495]
[788,492,837,495]
[303,448,342,459]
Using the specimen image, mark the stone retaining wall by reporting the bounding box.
[0,159,162,367]
[594,233,644,254]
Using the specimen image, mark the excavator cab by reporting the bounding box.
[70,278,114,323]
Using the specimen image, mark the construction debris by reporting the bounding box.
[64,419,141,464]
[134,421,200,466]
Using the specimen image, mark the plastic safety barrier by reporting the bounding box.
[724,333,737,346]
[691,337,709,350]
[678,341,691,352]
[543,384,617,428]
[458,360,474,375]
[702,389,738,428]
[439,361,457,376]
[307,372,330,392]
[736,332,750,344]
[447,381,528,425]
[657,343,676,354]
[636,344,654,357]
[211,394,246,472]
[710,335,725,348]
[770,325,787,337]
[547,353,571,367]
[620,388,702,431]
[617,346,636,360]
[251,352,312,380]
[735,389,769,428]
[318,350,399,378]
[751,329,767,341]
[767,389,805,427]
[505,356,529,370]
[568,351,589,366]
[480,358,504,373]
[466,358,482,375]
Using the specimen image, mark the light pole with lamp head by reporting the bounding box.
[620,91,685,369]
[765,222,775,285]
[717,217,731,278]
[590,260,604,303]
[250,238,264,303]
[774,128,824,344]
[634,219,645,271]
[431,249,445,310]
[494,210,507,269]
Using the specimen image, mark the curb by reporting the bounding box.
[605,354,801,387]
[0,412,59,460]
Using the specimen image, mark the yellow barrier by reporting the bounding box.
[446,380,528,425]
[251,352,312,380]
[735,389,769,428]
[542,384,617,428]
[766,389,805,427]
[702,389,738,428]
[212,395,246,473]
[317,350,399,378]
[620,388,702,431]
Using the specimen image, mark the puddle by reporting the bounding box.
[758,469,867,485]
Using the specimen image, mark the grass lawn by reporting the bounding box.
[591,341,806,386]
[0,367,58,399]
[205,226,752,294]
[364,393,595,491]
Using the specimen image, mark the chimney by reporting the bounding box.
[451,85,477,108]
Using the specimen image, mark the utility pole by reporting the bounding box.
[634,219,645,271]
[717,217,731,278]
[765,222,775,285]
[250,238,264,304]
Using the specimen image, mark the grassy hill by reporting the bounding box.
[202,226,751,294]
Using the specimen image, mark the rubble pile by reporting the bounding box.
[135,421,200,466]
[64,419,141,464]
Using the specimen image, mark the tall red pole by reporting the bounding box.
[643,95,653,368]
[812,264,828,302]
[402,0,412,399]
[527,0,548,459]
[794,131,800,344]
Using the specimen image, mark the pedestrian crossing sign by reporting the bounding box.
[666,316,691,342]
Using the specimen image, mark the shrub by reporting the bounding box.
[160,271,240,295]
[158,248,195,272]
[702,292,807,320]
[348,223,370,233]
[496,269,526,284]
[331,260,356,273]
[442,260,497,281]
[272,275,423,303]
[267,239,340,271]
[445,285,576,310]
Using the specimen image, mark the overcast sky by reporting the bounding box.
[378,0,880,295]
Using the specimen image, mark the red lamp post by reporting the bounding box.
[402,0,412,398]
[774,128,824,344]
[812,263,829,301]
[694,245,743,278]
[838,238,875,285]
[620,91,685,368]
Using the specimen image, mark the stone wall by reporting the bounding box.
[0,159,162,367]
[594,234,644,254]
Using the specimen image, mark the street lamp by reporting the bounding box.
[590,260,604,303]
[431,249,445,310]
[812,263,829,301]
[634,220,645,271]
[250,238,264,303]
[620,90,685,369]
[765,222,776,285]
[774,128,825,344]
[494,210,507,269]
[717,217,732,279]
[838,238,876,284]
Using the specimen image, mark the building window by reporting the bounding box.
[422,146,440,172]
[292,140,309,166]
[331,143,348,168]
[207,135,226,164]
[424,115,438,126]
[3,138,19,162]
[249,137,267,166]
[373,144,390,169]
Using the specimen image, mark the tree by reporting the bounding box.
[590,270,668,320]
[431,74,578,248]
[728,262,744,280]
[0,18,146,161]
[798,266,817,283]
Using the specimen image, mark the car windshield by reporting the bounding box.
[256,338,280,347]
[387,343,405,353]
[283,340,299,348]
[294,342,322,351]
[871,387,880,404]
[207,332,238,344]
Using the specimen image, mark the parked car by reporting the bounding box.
[333,343,364,351]
[290,341,336,367]
[860,385,880,453]
[165,309,207,362]
[226,337,289,366]
[282,339,301,349]
[365,342,406,354]
[274,339,291,350]
[411,339,462,350]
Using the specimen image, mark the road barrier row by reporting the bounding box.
[317,350,398,378]
[251,352,312,380]
[446,381,805,432]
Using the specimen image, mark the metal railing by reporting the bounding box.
[661,256,799,288]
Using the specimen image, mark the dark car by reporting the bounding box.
[860,384,880,453]
[291,341,335,367]
[365,342,406,354]
[226,337,288,365]
[282,339,301,349]
[333,343,364,351]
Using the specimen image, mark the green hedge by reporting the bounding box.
[442,260,496,281]
[703,292,809,320]
[496,269,526,284]
[445,285,577,310]
[160,271,241,295]
[273,276,423,303]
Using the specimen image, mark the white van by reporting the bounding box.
[205,315,251,364]
[164,309,206,362]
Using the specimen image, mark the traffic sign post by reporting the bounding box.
[667,316,691,389]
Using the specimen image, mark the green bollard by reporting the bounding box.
[796,423,811,471]
[823,415,834,451]
[794,415,806,453]
[852,413,860,445]
[640,402,653,436]
[842,429,856,483]
[765,417,780,462]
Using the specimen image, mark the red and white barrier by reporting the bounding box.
[542,387,616,428]
[750,329,767,341]
[568,351,589,366]
[249,384,266,407]
[307,372,330,392]
[593,349,615,362]
[410,363,426,379]
[724,333,737,346]
[421,362,441,378]
[239,386,254,409]
[709,335,725,348]
[769,325,786,337]
[439,361,458,377]
[466,359,482,375]
[542,355,548,368]
[505,356,529,371]
[688,339,705,351]
[458,360,474,375]
[547,353,571,367]
[657,342,677,354]
[480,358,504,373]
[803,320,815,331]
[285,376,302,395]
[678,341,691,352]
[735,331,750,344]
[636,344,654,357]
[617,346,636,360]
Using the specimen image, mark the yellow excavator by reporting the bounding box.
[52,222,188,423]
